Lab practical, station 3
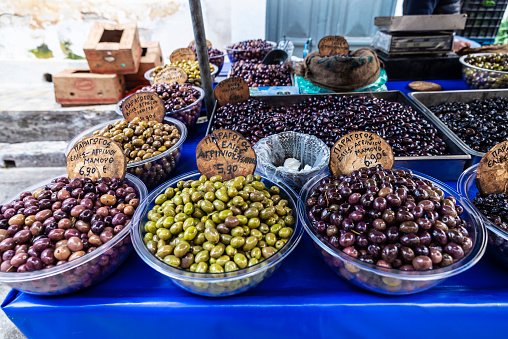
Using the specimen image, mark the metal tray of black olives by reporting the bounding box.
[206,91,471,181]
[409,89,508,167]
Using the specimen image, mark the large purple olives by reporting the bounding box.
[306,165,473,271]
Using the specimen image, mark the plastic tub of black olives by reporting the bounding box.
[207,91,472,181]
[131,170,303,297]
[459,163,508,270]
[300,166,487,295]
[66,117,187,191]
[410,89,508,167]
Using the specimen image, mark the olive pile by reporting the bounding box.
[153,61,215,87]
[226,39,274,62]
[188,45,225,74]
[143,174,295,273]
[134,82,202,128]
[465,53,508,71]
[93,117,181,164]
[473,192,508,232]
[463,54,508,89]
[212,95,449,155]
[306,165,473,271]
[0,176,139,273]
[230,60,292,87]
[430,97,508,153]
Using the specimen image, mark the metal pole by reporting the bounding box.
[189,0,215,120]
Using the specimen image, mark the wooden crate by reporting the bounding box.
[84,22,141,74]
[53,68,125,106]
[125,41,164,89]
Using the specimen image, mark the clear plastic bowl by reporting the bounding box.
[299,168,487,295]
[459,53,508,90]
[66,117,187,191]
[143,64,218,88]
[0,174,147,295]
[131,170,303,297]
[115,86,204,130]
[225,41,276,63]
[209,52,226,75]
[458,163,508,270]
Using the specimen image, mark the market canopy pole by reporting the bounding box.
[189,0,215,120]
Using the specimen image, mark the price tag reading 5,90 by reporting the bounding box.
[67,136,126,181]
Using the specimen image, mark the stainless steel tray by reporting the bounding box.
[207,91,470,181]
[409,89,508,167]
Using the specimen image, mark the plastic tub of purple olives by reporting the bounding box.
[225,40,276,63]
[0,174,148,295]
[299,165,487,295]
[458,163,508,270]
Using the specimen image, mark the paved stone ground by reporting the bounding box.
[0,167,66,339]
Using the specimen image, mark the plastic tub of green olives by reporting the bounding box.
[131,170,303,297]
[459,53,508,90]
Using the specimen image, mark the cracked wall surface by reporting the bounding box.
[0,0,266,60]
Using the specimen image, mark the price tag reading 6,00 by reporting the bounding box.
[66,136,126,181]
[329,131,394,176]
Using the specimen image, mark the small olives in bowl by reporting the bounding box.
[299,166,487,295]
[225,39,276,63]
[460,53,508,90]
[131,171,303,297]
[66,117,187,191]
[144,61,218,88]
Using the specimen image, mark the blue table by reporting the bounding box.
[4,80,508,339]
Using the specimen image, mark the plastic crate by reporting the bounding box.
[460,0,508,43]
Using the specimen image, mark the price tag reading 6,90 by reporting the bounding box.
[329,131,394,176]
[66,136,126,181]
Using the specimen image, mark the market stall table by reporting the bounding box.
[4,80,508,339]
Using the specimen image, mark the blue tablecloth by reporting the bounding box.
[4,79,508,339]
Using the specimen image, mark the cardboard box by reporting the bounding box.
[125,41,164,89]
[53,68,125,106]
[84,22,141,74]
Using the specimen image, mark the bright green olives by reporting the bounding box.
[143,174,295,275]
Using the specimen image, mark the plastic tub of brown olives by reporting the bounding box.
[299,168,487,295]
[409,89,508,167]
[459,53,508,90]
[0,174,147,295]
[459,164,508,270]
[131,171,303,297]
[66,117,187,191]
[207,91,471,181]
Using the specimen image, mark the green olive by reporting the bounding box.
[216,255,230,266]
[242,236,258,251]
[183,226,198,240]
[251,247,262,259]
[204,226,220,244]
[224,261,238,272]
[210,243,225,258]
[195,250,210,263]
[196,262,208,273]
[209,264,224,273]
[174,241,190,258]
[234,253,248,269]
[248,258,259,267]
[163,255,180,267]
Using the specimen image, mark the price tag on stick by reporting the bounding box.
[170,48,196,62]
[153,66,188,85]
[477,141,508,195]
[189,39,213,48]
[67,136,126,181]
[329,131,394,176]
[196,129,257,180]
[214,77,250,106]
[121,92,165,123]
[318,36,349,57]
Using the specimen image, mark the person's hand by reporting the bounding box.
[453,40,471,52]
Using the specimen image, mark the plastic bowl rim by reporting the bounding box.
[131,170,304,284]
[458,163,508,241]
[299,166,488,281]
[0,173,148,283]
[65,116,188,169]
[252,131,331,175]
[459,53,508,75]
[224,40,277,52]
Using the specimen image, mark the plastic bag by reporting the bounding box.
[295,68,388,94]
[253,132,330,191]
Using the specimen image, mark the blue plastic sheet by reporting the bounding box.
[4,80,508,339]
